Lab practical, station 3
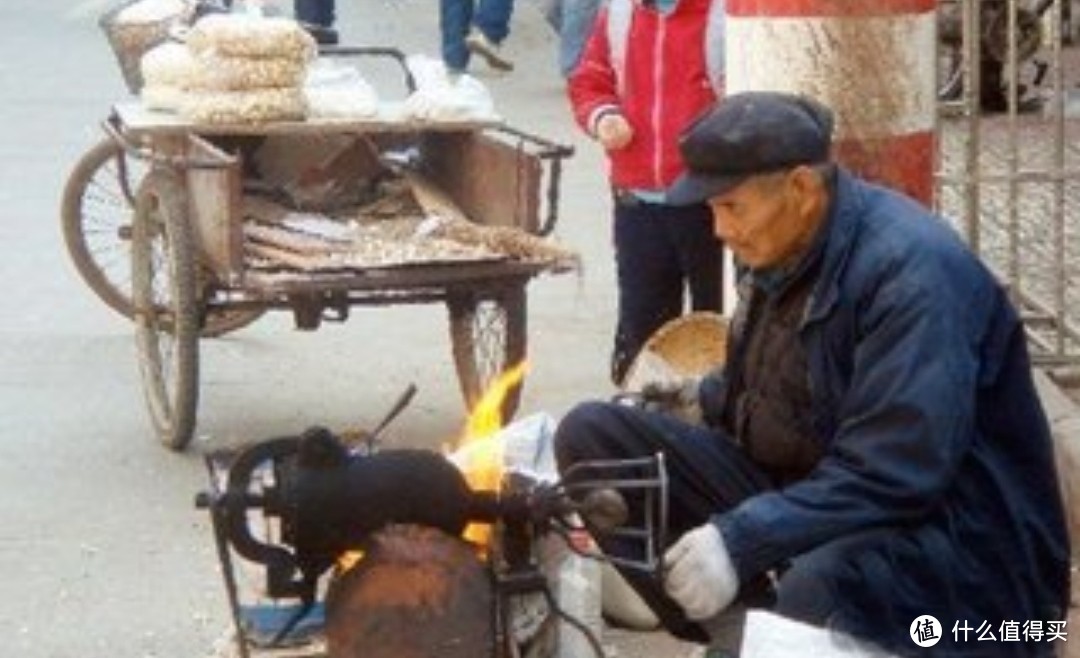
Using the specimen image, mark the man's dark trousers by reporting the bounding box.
[554,401,899,644]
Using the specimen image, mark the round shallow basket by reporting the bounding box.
[621,311,728,392]
[99,0,188,93]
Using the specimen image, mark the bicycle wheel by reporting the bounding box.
[61,138,145,317]
[448,283,527,423]
[132,169,199,451]
[61,138,264,335]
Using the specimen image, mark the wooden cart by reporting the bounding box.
[102,98,573,450]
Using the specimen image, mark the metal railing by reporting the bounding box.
[935,0,1080,367]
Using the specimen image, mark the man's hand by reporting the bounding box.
[596,113,633,150]
[637,376,702,424]
[663,523,739,620]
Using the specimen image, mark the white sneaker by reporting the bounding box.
[465,28,514,71]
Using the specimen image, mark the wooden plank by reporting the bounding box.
[419,131,542,232]
[114,102,501,137]
[243,261,540,295]
[244,223,351,256]
[186,135,242,276]
[246,242,329,271]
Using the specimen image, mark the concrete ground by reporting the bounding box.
[1,2,1079,658]
[0,2,685,657]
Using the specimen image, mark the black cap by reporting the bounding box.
[667,91,835,205]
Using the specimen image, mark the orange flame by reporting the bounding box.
[447,360,529,548]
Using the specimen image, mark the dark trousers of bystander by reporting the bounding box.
[294,0,334,26]
[553,401,899,647]
[611,197,723,385]
[440,0,515,71]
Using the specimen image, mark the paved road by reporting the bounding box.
[15,5,1075,658]
[0,2,639,657]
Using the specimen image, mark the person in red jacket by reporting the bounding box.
[569,0,726,385]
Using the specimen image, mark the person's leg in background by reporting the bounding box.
[294,0,338,44]
[440,0,475,73]
[533,0,563,32]
[556,0,600,77]
[467,0,516,70]
[611,200,686,386]
[667,202,724,313]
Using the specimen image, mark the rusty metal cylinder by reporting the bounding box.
[325,524,496,658]
[724,0,938,205]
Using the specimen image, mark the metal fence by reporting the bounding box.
[935,0,1080,367]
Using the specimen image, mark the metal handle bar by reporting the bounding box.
[317,45,418,94]
[487,125,575,237]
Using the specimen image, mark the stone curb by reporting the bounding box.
[1033,370,1080,658]
[1035,369,1080,554]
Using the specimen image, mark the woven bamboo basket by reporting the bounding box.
[99,0,188,93]
[621,311,728,392]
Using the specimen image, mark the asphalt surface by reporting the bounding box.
[0,2,691,657]
[4,3,1078,658]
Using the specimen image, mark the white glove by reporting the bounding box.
[663,523,739,620]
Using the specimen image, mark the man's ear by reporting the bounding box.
[788,165,826,214]
[788,165,819,195]
[790,162,820,198]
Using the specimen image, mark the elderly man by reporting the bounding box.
[554,91,1069,656]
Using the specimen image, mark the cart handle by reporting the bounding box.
[316,45,417,95]
[490,125,574,237]
[101,109,233,170]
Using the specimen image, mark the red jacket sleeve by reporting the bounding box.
[567,6,622,136]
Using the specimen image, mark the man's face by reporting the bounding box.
[707,168,823,270]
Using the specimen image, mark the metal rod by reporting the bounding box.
[936,168,1080,184]
[1006,0,1022,290]
[963,0,983,253]
[1049,0,1068,357]
[365,383,419,447]
[201,456,252,658]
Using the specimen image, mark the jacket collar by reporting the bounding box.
[803,166,863,327]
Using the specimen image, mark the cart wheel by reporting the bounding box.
[61,138,145,317]
[62,138,264,336]
[448,284,527,423]
[132,169,199,451]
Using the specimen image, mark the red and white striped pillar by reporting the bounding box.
[723,0,937,206]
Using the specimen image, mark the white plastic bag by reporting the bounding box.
[140,41,197,89]
[446,412,558,482]
[117,0,187,23]
[303,58,379,119]
[401,54,499,122]
[141,84,186,112]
